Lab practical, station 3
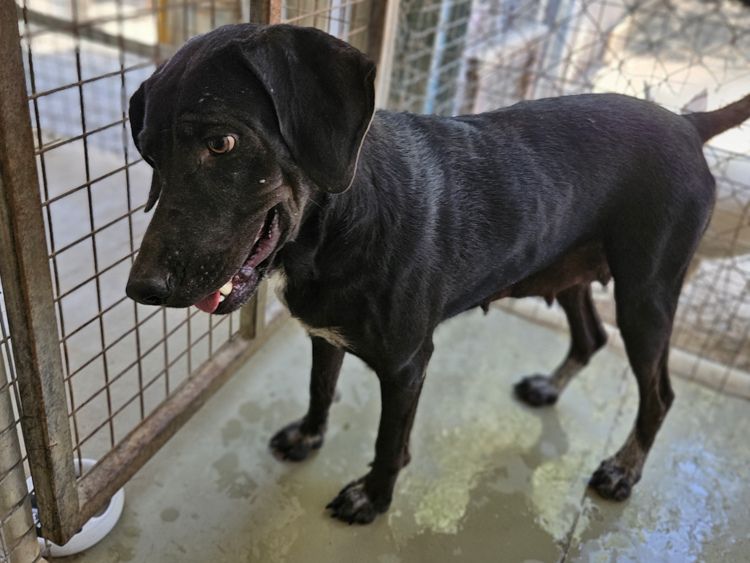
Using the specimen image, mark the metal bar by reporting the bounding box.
[72,20,118,450]
[266,0,282,25]
[0,3,80,545]
[367,0,388,62]
[158,0,171,44]
[283,0,367,25]
[269,0,282,24]
[0,363,42,563]
[118,2,149,428]
[36,119,131,157]
[28,62,152,102]
[374,0,400,108]
[240,0,281,338]
[240,282,267,340]
[250,0,282,24]
[346,23,369,40]
[75,312,289,528]
[18,5,166,60]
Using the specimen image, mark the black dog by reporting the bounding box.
[126,23,750,524]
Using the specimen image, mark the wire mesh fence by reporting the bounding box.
[283,0,375,48]
[18,0,254,476]
[0,293,41,563]
[387,0,750,398]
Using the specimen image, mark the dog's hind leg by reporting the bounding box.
[270,336,345,461]
[588,171,713,500]
[588,282,679,500]
[515,283,607,406]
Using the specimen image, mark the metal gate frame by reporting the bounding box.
[0,0,393,546]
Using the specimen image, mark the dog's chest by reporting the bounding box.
[296,323,351,349]
[273,269,353,350]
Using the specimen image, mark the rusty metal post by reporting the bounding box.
[250,0,282,24]
[367,0,389,62]
[240,282,268,341]
[375,0,400,108]
[240,0,281,340]
[0,362,43,563]
[0,2,79,545]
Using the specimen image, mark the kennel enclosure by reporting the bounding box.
[1,0,748,560]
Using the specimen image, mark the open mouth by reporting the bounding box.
[194,207,281,314]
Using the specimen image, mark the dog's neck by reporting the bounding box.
[278,115,405,284]
[278,172,383,281]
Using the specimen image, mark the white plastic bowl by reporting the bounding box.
[26,458,125,557]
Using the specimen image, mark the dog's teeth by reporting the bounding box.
[219,295,225,303]
[219,281,233,296]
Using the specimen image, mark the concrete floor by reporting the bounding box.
[62,309,750,563]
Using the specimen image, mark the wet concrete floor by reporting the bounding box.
[64,308,750,562]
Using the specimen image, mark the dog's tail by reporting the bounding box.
[683,93,750,143]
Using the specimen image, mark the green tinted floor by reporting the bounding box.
[65,309,750,563]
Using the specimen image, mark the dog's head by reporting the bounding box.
[125,24,375,313]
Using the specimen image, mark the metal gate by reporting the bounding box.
[0,0,391,553]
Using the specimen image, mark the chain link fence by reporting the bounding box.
[387,0,750,398]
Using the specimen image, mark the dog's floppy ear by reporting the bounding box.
[129,82,160,212]
[239,25,376,193]
[129,82,146,152]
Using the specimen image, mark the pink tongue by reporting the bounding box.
[195,291,221,313]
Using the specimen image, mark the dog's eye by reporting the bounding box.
[206,135,236,155]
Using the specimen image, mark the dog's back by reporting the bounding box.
[351,94,717,318]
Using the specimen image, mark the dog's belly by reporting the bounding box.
[483,240,611,308]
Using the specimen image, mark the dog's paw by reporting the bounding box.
[589,458,641,501]
[326,478,389,525]
[269,419,324,462]
[514,374,560,406]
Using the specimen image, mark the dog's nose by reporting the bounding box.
[126,274,171,306]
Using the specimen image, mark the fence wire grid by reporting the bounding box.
[387,0,750,396]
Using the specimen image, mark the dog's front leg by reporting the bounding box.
[270,336,345,461]
[327,340,433,524]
